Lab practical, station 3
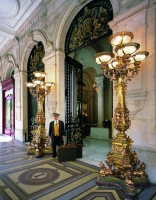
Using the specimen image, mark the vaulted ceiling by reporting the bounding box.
[0,0,110,84]
[0,0,42,52]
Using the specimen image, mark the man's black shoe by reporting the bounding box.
[52,154,56,157]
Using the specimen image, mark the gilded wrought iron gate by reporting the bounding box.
[64,0,113,144]
[65,56,83,144]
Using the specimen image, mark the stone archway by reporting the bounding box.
[13,30,53,142]
[64,1,114,139]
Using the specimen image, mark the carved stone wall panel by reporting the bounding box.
[109,0,148,32]
[110,11,146,33]
[19,9,47,43]
[128,28,146,90]
[126,90,147,119]
[118,0,144,14]
[46,101,56,118]
[45,61,56,106]
[45,14,60,42]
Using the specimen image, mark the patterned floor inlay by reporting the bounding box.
[0,136,156,200]
[19,168,59,185]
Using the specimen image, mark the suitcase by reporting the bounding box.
[75,144,82,158]
[57,145,76,162]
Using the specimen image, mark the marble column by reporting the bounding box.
[0,82,2,134]
[14,70,28,142]
[43,50,65,132]
[95,76,104,127]
[88,92,94,123]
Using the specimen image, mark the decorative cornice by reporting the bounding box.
[118,0,142,14]
[19,9,47,42]
[126,90,147,99]
[109,0,148,27]
[95,76,104,87]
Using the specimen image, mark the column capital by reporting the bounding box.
[95,76,104,87]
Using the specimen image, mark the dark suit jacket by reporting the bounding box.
[48,120,65,147]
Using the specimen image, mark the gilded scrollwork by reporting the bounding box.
[69,6,110,51]
[98,154,148,193]
[29,42,45,71]
[113,103,131,132]
[69,117,82,144]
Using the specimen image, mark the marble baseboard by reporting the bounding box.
[132,147,156,184]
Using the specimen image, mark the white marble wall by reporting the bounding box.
[43,52,57,135]
[43,50,66,134]
[132,146,156,184]
[0,83,2,134]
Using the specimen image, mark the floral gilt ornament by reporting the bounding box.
[94,31,149,199]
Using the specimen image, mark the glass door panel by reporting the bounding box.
[4,94,14,136]
[5,100,12,129]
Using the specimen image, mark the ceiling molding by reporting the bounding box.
[0,0,20,20]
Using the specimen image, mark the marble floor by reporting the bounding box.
[1,134,156,200]
[0,134,111,166]
[77,136,112,167]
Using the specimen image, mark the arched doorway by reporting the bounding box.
[65,0,113,141]
[27,41,45,142]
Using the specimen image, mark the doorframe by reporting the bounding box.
[2,77,15,137]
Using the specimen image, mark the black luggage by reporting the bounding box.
[57,145,76,162]
[75,144,82,158]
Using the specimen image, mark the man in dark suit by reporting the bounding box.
[49,112,65,157]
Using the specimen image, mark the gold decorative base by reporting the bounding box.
[27,149,53,158]
[27,127,52,158]
[97,131,149,194]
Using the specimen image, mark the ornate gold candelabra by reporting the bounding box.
[94,31,149,197]
[26,71,54,157]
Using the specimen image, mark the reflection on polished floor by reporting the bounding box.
[79,137,156,200]
[77,136,112,167]
[0,134,156,200]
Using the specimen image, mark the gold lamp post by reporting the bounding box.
[26,71,54,157]
[94,31,149,197]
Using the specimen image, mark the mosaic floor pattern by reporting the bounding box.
[0,136,156,200]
